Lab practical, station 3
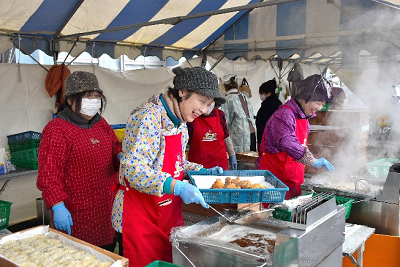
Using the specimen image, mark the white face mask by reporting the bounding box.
[259,94,266,102]
[81,98,101,117]
[204,102,215,116]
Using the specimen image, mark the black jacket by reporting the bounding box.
[256,94,282,144]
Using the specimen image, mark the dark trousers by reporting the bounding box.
[100,232,117,253]
[250,132,256,152]
[115,232,123,256]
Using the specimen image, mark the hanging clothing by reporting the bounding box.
[37,113,121,247]
[221,89,256,153]
[187,108,228,170]
[45,63,71,105]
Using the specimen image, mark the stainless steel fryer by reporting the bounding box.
[302,161,400,236]
[171,200,346,267]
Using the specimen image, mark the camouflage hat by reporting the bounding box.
[64,71,103,98]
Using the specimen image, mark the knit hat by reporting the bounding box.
[295,74,331,103]
[64,71,103,98]
[221,74,236,85]
[259,79,277,95]
[172,67,225,104]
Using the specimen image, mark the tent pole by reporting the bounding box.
[209,54,226,71]
[58,0,300,40]
[12,40,48,72]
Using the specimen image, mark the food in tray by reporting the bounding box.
[0,234,113,267]
[210,177,272,189]
[230,233,276,253]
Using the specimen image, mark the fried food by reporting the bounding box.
[209,177,273,189]
[211,178,225,189]
[251,183,267,189]
[239,180,252,189]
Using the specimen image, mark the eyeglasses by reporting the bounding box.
[83,92,102,99]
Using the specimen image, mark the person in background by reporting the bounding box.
[37,71,121,252]
[256,78,282,152]
[112,66,225,266]
[221,74,256,153]
[256,74,335,199]
[330,87,346,110]
[187,102,237,170]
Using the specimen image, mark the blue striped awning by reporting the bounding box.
[0,0,399,63]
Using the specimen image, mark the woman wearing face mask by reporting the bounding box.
[256,74,335,199]
[256,78,282,152]
[187,101,237,170]
[37,71,121,252]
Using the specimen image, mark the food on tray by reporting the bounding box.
[210,177,272,189]
[0,234,113,267]
[211,178,225,189]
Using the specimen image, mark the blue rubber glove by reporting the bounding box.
[174,180,209,209]
[229,155,238,170]
[52,203,73,235]
[209,166,223,175]
[312,158,335,172]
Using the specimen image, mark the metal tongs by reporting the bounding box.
[208,205,235,223]
[208,205,274,225]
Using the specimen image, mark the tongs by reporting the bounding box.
[208,205,235,223]
[208,205,274,225]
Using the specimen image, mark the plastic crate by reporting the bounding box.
[145,261,183,267]
[7,131,41,144]
[0,200,12,230]
[10,148,38,162]
[365,158,399,178]
[9,139,40,152]
[187,170,288,204]
[114,128,125,143]
[110,124,126,130]
[11,159,38,170]
[273,193,354,221]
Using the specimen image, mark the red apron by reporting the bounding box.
[188,109,229,170]
[120,133,184,267]
[258,106,308,200]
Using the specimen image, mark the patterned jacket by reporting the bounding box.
[112,93,203,232]
[221,90,256,153]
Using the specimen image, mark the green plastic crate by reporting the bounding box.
[365,158,398,178]
[0,200,12,230]
[273,193,354,221]
[9,139,40,152]
[145,261,183,267]
[11,159,38,170]
[10,148,38,162]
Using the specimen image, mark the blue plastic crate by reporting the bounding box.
[7,131,41,144]
[110,124,126,129]
[187,170,288,204]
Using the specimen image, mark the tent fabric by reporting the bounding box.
[0,58,202,148]
[209,0,400,64]
[0,0,259,60]
[0,0,399,64]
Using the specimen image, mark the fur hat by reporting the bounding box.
[295,74,331,103]
[221,74,236,85]
[259,79,277,95]
[172,67,225,104]
[64,71,103,98]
